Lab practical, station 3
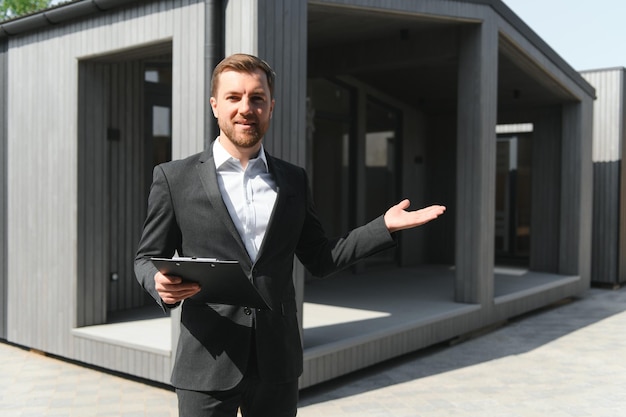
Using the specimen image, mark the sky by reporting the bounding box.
[502,0,626,71]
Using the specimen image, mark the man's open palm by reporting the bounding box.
[384,199,446,233]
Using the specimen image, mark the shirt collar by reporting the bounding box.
[213,137,269,172]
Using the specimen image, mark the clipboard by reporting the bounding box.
[151,257,271,310]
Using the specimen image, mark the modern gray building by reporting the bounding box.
[582,67,626,287]
[0,0,594,388]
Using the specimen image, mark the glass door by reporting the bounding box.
[495,135,531,264]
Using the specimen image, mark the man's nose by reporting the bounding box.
[238,97,252,115]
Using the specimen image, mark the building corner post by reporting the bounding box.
[455,17,498,306]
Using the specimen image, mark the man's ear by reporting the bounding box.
[210,97,218,118]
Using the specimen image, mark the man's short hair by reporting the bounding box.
[211,53,276,98]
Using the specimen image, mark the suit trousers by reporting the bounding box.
[176,331,299,417]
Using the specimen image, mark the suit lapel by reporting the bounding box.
[255,153,292,261]
[196,147,250,263]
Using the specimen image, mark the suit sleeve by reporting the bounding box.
[134,165,182,309]
[294,170,396,278]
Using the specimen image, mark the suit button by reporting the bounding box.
[244,307,252,315]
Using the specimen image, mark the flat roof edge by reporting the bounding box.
[483,0,595,98]
[1,0,596,98]
[0,0,138,39]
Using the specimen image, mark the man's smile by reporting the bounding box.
[236,120,257,128]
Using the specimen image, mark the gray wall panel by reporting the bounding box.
[225,0,307,166]
[621,75,626,285]
[106,60,149,313]
[78,59,151,321]
[7,0,205,371]
[0,39,6,339]
[77,61,109,327]
[581,69,625,284]
[592,161,620,282]
[530,110,561,273]
[204,0,224,149]
[455,18,498,305]
[559,99,593,288]
[257,0,308,166]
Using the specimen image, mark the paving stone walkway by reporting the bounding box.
[2,285,625,416]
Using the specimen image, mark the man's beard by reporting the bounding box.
[218,118,265,148]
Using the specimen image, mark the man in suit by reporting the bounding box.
[135,53,445,417]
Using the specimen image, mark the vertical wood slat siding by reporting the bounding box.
[559,100,593,285]
[621,74,626,285]
[259,0,308,166]
[581,69,625,284]
[454,19,498,305]
[530,110,561,273]
[77,62,109,327]
[7,0,205,372]
[0,40,7,339]
[8,33,80,351]
[204,0,224,149]
[106,61,147,312]
[73,335,171,384]
[225,0,308,166]
[311,0,487,23]
[172,0,205,159]
[579,97,595,288]
[224,0,258,56]
[300,306,483,388]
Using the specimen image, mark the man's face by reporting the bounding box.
[210,69,275,150]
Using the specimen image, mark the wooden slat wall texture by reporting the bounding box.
[204,0,224,148]
[225,0,308,167]
[582,69,625,284]
[301,305,483,389]
[224,0,258,57]
[311,0,486,22]
[77,61,109,328]
[73,334,171,384]
[6,0,204,382]
[530,110,562,273]
[560,101,594,287]
[106,60,149,313]
[77,59,154,327]
[257,0,308,166]
[455,19,498,306]
[0,39,7,339]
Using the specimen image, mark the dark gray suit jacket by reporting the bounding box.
[134,144,396,391]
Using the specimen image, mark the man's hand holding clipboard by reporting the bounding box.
[151,257,271,310]
[153,266,201,306]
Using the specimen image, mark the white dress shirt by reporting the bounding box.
[213,139,278,262]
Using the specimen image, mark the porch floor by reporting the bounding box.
[73,265,577,356]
